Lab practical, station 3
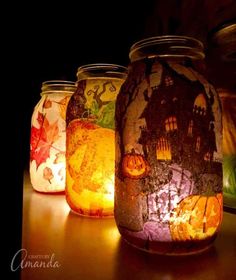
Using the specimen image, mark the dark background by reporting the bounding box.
[9,1,235,278]
[16,0,236,168]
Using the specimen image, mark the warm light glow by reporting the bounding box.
[30,82,74,193]
[156,137,172,160]
[122,152,150,179]
[188,120,193,136]
[66,119,115,216]
[30,158,66,192]
[101,225,120,249]
[66,75,126,217]
[194,93,207,109]
[105,177,115,202]
[193,93,207,115]
[169,193,223,241]
[165,116,177,131]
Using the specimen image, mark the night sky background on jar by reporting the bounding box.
[9,1,235,278]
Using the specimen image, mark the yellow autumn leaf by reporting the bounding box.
[58,95,71,120]
[54,152,65,164]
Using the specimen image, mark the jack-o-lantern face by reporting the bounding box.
[170,193,223,241]
[122,151,150,179]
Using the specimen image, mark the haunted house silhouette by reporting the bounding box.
[139,63,221,191]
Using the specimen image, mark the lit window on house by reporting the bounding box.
[204,152,211,161]
[196,136,201,152]
[188,120,194,136]
[193,93,207,115]
[164,76,174,86]
[156,137,172,160]
[165,116,177,131]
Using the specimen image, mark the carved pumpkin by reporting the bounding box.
[122,151,150,179]
[170,193,223,241]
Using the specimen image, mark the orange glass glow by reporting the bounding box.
[66,64,127,217]
[66,118,116,216]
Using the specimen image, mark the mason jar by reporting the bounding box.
[66,63,127,217]
[115,36,223,254]
[207,22,236,210]
[218,89,236,209]
[30,80,76,193]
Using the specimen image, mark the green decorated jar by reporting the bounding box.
[219,89,236,209]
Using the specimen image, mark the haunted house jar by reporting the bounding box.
[66,64,127,217]
[115,36,223,254]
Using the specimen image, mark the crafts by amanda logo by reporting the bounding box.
[11,249,61,271]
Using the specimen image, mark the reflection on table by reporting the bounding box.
[21,171,236,280]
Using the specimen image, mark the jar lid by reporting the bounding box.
[41,80,76,95]
[76,63,128,80]
[209,22,236,61]
[129,35,205,62]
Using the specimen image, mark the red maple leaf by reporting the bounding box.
[37,111,45,126]
[30,112,60,169]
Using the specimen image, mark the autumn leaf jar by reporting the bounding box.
[115,36,223,254]
[30,80,76,193]
[66,63,127,217]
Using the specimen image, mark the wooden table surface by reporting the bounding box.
[21,171,236,280]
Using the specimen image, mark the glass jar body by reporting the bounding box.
[115,36,223,254]
[66,64,127,217]
[207,23,236,210]
[219,89,236,209]
[30,81,76,193]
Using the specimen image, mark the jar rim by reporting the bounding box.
[42,80,76,87]
[76,63,127,80]
[41,80,76,95]
[129,35,205,61]
[209,22,236,41]
[209,23,236,62]
[77,63,127,74]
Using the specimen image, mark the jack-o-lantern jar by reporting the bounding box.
[30,81,76,193]
[66,64,127,217]
[115,36,223,254]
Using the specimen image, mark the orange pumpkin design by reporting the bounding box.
[122,151,150,179]
[170,193,223,241]
[66,119,115,216]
